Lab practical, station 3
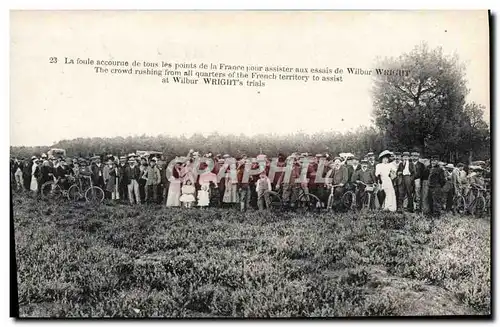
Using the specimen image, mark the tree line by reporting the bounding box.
[10,43,490,164]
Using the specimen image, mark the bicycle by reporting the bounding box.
[267,183,322,212]
[455,184,486,217]
[40,175,72,200]
[326,184,356,211]
[67,175,105,204]
[356,181,376,211]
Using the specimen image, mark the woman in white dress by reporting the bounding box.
[166,163,182,207]
[30,159,40,193]
[375,150,397,212]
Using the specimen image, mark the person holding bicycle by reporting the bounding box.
[54,160,73,190]
[353,160,377,209]
[325,157,348,211]
[276,154,302,209]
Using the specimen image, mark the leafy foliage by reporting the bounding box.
[372,42,489,161]
[10,126,385,159]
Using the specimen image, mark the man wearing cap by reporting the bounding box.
[117,156,128,203]
[325,157,349,211]
[391,152,402,207]
[396,152,415,213]
[145,158,161,204]
[443,164,460,212]
[138,157,149,203]
[91,156,105,189]
[353,160,377,209]
[236,158,254,212]
[428,156,446,217]
[22,157,34,192]
[125,158,141,205]
[366,152,376,169]
[276,155,302,209]
[411,152,424,212]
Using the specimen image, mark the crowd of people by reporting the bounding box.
[10,149,490,218]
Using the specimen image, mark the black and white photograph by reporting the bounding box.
[9,10,491,318]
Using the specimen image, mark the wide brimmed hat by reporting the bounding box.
[378,150,393,159]
[360,159,369,164]
[445,163,455,169]
[223,154,230,159]
[91,156,100,161]
[31,156,37,160]
[470,165,484,171]
[402,152,410,157]
[333,157,342,162]
[366,152,374,157]
[411,152,420,156]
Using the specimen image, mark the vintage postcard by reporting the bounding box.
[10,10,491,318]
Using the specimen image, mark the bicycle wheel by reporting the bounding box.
[51,184,64,200]
[85,186,105,204]
[362,192,371,211]
[265,191,283,211]
[470,196,486,218]
[454,195,466,215]
[296,193,321,212]
[40,181,54,200]
[67,184,82,201]
[342,191,356,210]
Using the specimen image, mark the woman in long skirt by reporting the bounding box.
[375,151,397,212]
[223,169,239,205]
[30,159,40,193]
[166,164,182,207]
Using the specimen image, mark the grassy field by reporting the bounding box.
[12,193,491,318]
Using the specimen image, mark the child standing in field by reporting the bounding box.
[197,183,210,208]
[198,165,217,208]
[256,172,272,210]
[180,180,196,208]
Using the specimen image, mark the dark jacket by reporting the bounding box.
[353,168,377,185]
[40,165,54,184]
[397,160,415,176]
[124,165,141,184]
[414,161,425,180]
[22,161,33,177]
[91,163,105,185]
[428,166,446,188]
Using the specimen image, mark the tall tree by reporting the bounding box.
[372,42,468,155]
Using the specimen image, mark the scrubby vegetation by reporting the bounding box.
[13,194,490,317]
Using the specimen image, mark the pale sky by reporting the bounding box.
[10,11,489,146]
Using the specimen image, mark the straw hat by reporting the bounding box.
[378,150,393,159]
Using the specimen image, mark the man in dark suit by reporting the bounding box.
[90,156,105,189]
[118,156,129,203]
[397,152,415,212]
[412,152,425,212]
[22,157,34,192]
[428,155,446,218]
